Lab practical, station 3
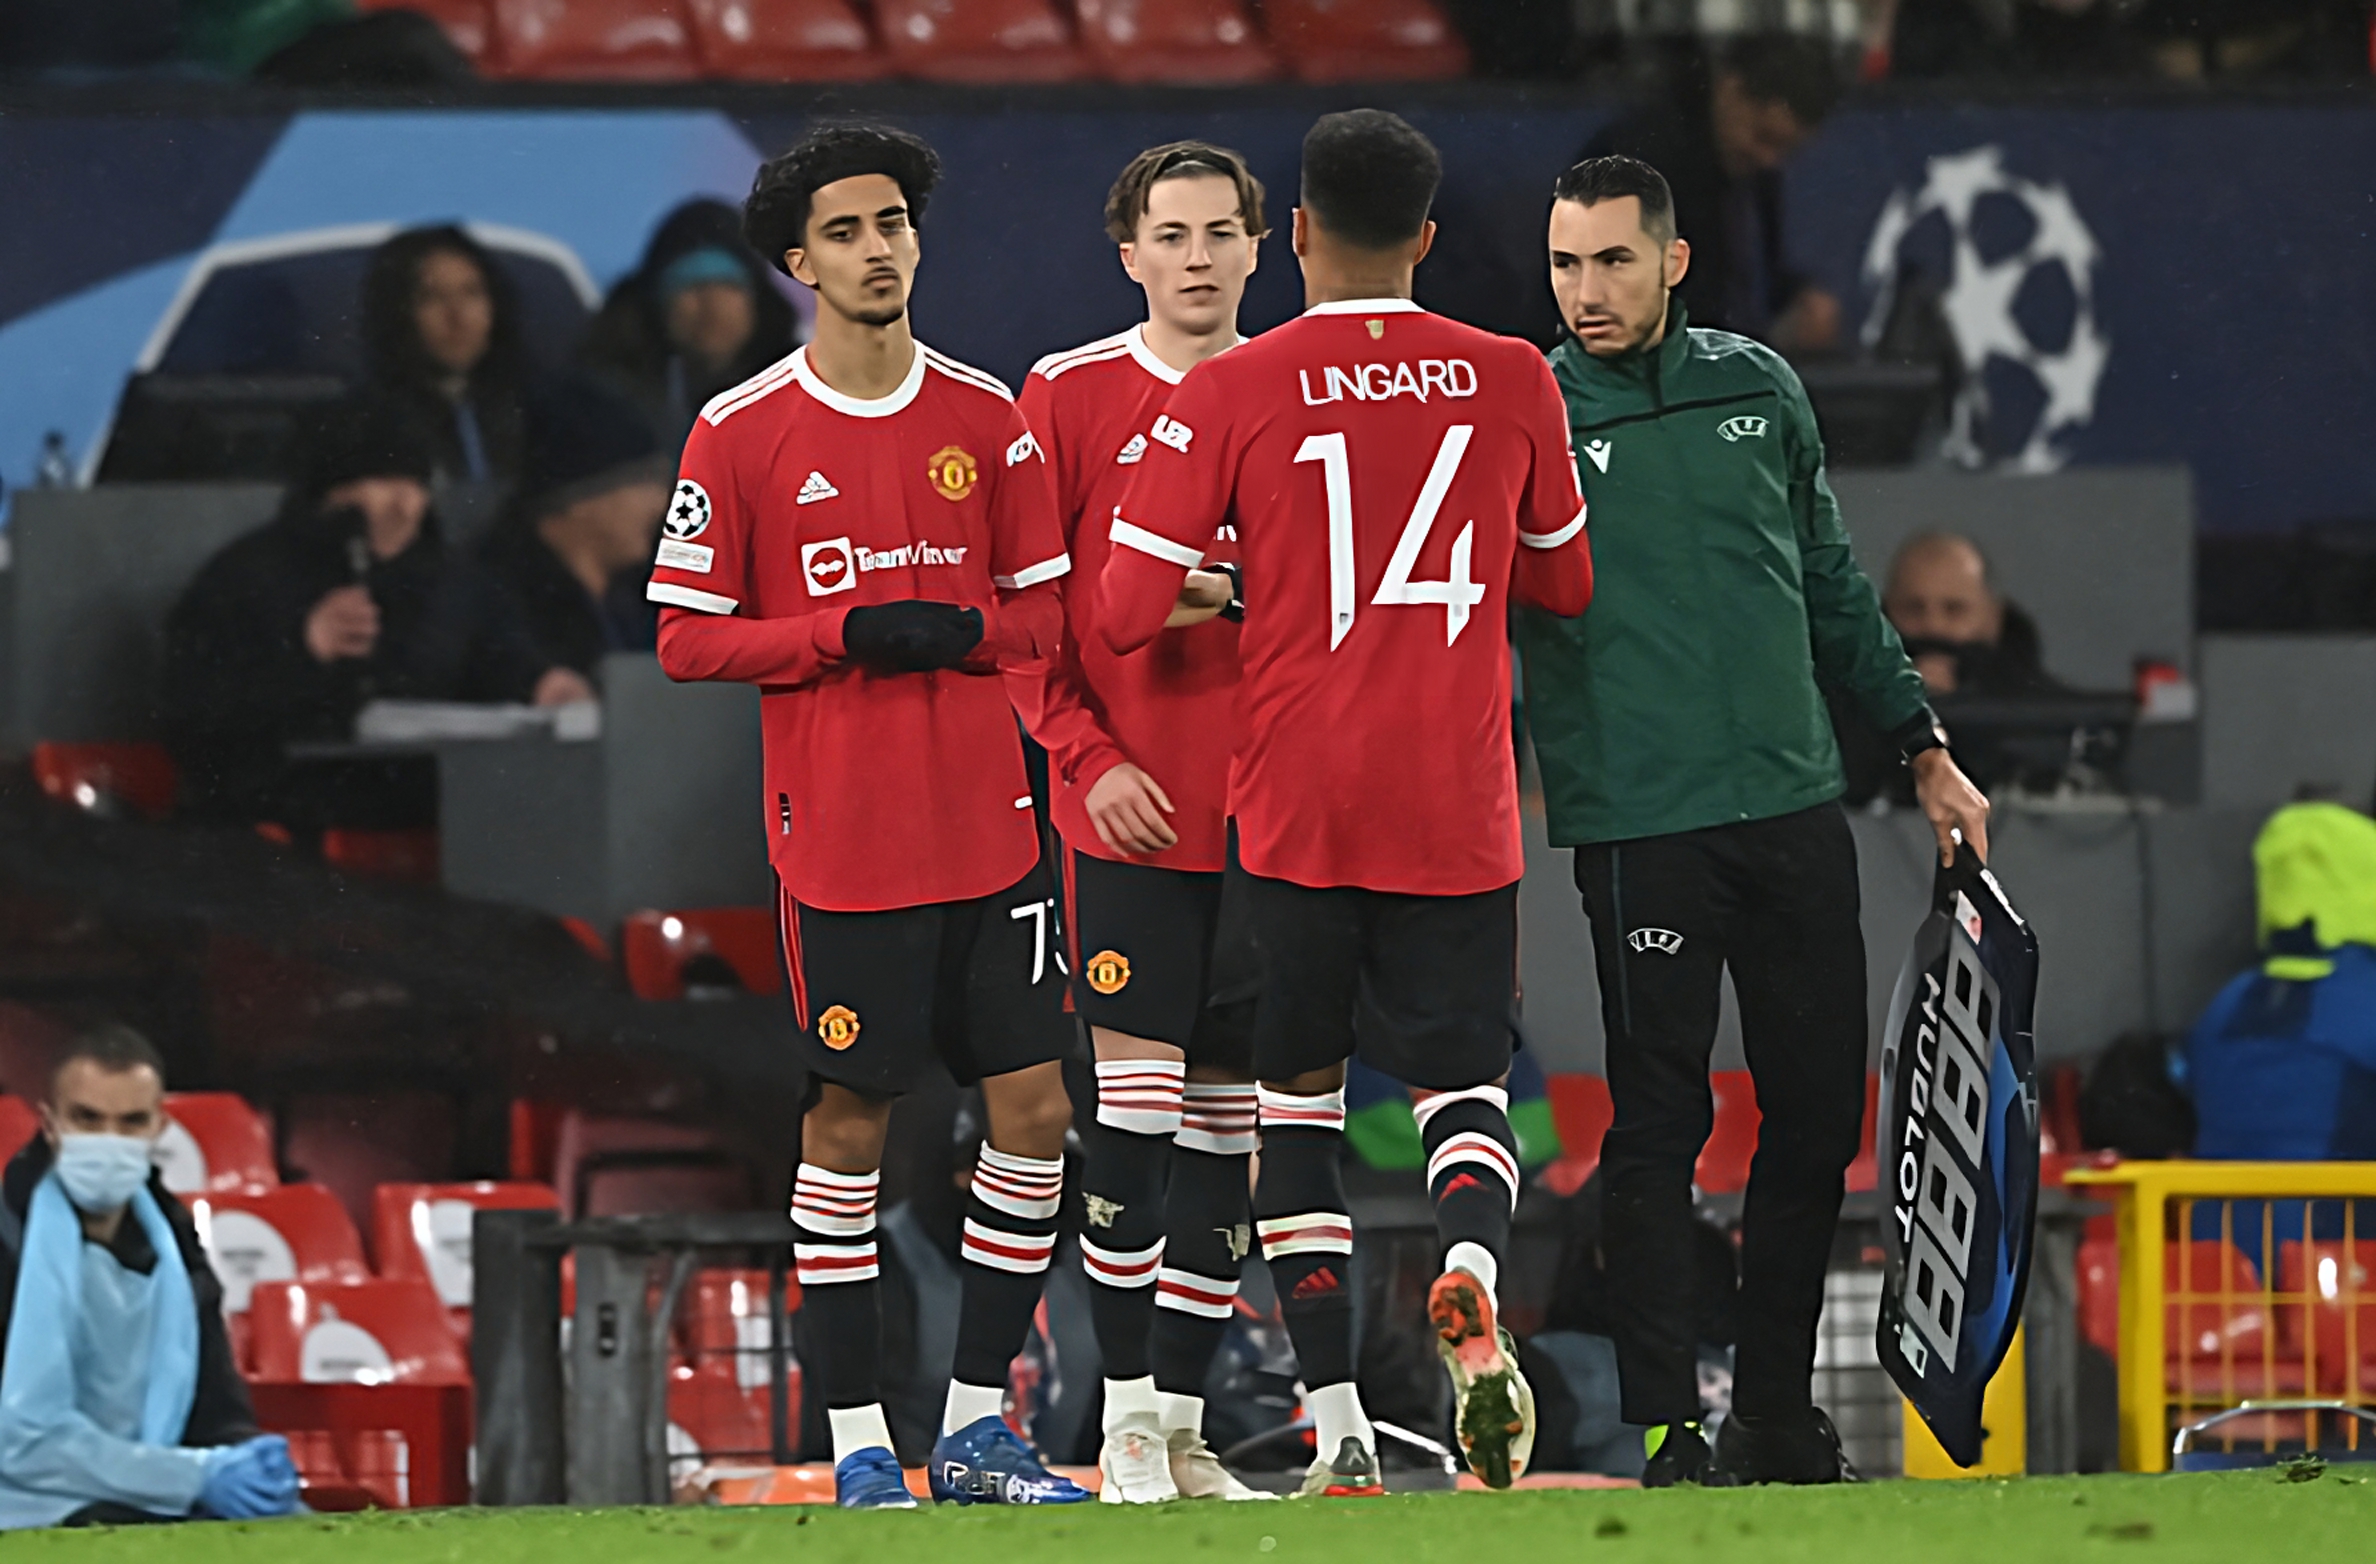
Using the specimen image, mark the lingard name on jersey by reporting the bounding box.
[1297,358,1479,408]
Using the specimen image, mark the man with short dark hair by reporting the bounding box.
[1100,108,1593,1496]
[1522,154,1989,1487]
[650,122,1087,1511]
[0,1027,296,1528]
[1015,139,1267,1505]
[1577,36,1843,350]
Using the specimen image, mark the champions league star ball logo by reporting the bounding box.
[1861,146,2108,473]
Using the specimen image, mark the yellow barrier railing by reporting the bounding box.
[2066,1161,2376,1472]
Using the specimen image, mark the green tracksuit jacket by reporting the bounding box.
[1516,305,1932,847]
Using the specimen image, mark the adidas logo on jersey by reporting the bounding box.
[796,470,839,505]
[1116,432,1148,465]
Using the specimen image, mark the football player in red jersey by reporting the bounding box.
[648,124,1088,1511]
[1014,142,1268,1505]
[1099,111,1595,1495]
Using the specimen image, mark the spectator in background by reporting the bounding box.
[1832,532,2060,802]
[360,225,531,491]
[579,200,799,455]
[183,0,470,83]
[1577,36,1844,352]
[479,380,670,677]
[162,397,589,831]
[0,1026,295,1529]
[2182,802,2376,1162]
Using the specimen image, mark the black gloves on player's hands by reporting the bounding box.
[841,600,985,672]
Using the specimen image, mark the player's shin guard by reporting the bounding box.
[951,1145,1066,1395]
[1253,1085,1356,1390]
[1415,1085,1521,1296]
[792,1164,885,1413]
[1150,1084,1257,1400]
[1080,1058,1185,1384]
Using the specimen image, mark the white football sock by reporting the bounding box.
[943,1380,1007,1435]
[1158,1391,1205,1437]
[1445,1240,1501,1310]
[828,1404,896,1465]
[1104,1374,1160,1434]
[1309,1381,1374,1464]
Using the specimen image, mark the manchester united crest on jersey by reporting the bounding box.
[817,1004,861,1049]
[927,445,978,502]
[1085,950,1131,996]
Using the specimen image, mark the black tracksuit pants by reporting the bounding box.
[1572,802,1868,1426]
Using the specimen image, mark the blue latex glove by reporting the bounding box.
[197,1435,300,1520]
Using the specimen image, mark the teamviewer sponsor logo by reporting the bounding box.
[803,537,857,597]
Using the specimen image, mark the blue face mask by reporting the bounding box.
[53,1133,155,1213]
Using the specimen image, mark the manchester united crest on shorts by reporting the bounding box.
[1085,950,1131,996]
[926,445,977,502]
[817,1004,862,1049]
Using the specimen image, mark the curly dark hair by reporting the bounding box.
[1300,109,1440,253]
[743,123,942,277]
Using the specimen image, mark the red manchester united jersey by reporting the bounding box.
[1100,299,1590,896]
[649,342,1070,913]
[1016,324,1242,873]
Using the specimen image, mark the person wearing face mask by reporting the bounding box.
[0,1026,296,1529]
[1831,531,2066,803]
[579,200,800,457]
[478,379,671,678]
[162,395,592,834]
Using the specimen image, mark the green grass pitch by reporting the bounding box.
[6,1472,2370,1564]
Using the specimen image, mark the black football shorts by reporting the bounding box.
[1063,849,1253,1075]
[1229,849,1518,1091]
[778,857,1072,1098]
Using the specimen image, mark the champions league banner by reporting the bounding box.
[1876,853,2040,1468]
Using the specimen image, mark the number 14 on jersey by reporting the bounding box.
[1295,424,1485,650]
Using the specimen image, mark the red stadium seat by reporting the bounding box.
[1073,0,1277,82]
[2279,1240,2376,1392]
[1695,1070,1761,1194]
[249,1279,470,1384]
[247,1280,472,1506]
[320,828,441,883]
[552,1111,761,1218]
[372,1181,564,1314]
[1540,1073,1611,1196]
[191,1185,372,1368]
[157,1092,278,1197]
[32,741,177,822]
[0,1097,37,1162]
[621,908,784,999]
[670,1267,801,1464]
[356,0,493,58]
[2078,1234,2120,1358]
[488,0,700,80]
[685,0,886,78]
[1262,0,1467,82]
[874,0,1090,82]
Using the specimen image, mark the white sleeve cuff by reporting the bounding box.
[993,552,1071,590]
[647,581,739,613]
[1109,518,1205,568]
[1519,505,1588,550]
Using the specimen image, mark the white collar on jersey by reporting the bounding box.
[1302,297,1425,317]
[1125,322,1244,386]
[789,341,929,417]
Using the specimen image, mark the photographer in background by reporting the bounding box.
[0,1026,294,1529]
[163,397,588,833]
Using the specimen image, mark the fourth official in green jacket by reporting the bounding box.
[1519,154,1992,1490]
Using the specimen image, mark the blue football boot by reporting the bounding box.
[834,1446,920,1509]
[929,1416,1092,1506]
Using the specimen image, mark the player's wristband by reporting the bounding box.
[1894,711,1950,764]
[1216,562,1245,624]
